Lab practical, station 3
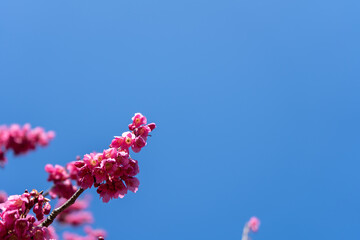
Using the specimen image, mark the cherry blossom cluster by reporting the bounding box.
[1,113,156,239]
[0,124,55,166]
[0,190,57,239]
[45,163,77,199]
[74,113,156,202]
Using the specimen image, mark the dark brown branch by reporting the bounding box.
[38,187,85,227]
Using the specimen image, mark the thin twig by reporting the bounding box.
[242,223,250,240]
[42,186,53,198]
[38,188,85,227]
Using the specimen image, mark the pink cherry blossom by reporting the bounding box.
[93,167,107,184]
[0,190,55,239]
[121,131,135,149]
[248,216,260,232]
[50,179,77,199]
[83,153,100,169]
[129,113,147,130]
[0,124,55,167]
[62,211,94,226]
[84,226,107,239]
[97,178,128,203]
[45,164,77,199]
[102,148,117,159]
[100,158,117,174]
[45,164,69,182]
[0,191,7,204]
[124,177,140,193]
[67,161,81,181]
[63,226,107,240]
[109,136,124,149]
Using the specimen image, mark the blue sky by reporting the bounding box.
[1,0,360,239]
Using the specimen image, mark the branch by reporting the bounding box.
[38,187,85,227]
[42,186,53,198]
[242,223,250,240]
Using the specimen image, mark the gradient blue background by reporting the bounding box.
[1,1,360,239]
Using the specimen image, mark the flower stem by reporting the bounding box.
[39,187,85,227]
[242,223,250,240]
[42,186,53,197]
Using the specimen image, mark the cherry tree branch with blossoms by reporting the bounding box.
[0,114,260,240]
[242,217,260,240]
[0,113,156,239]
